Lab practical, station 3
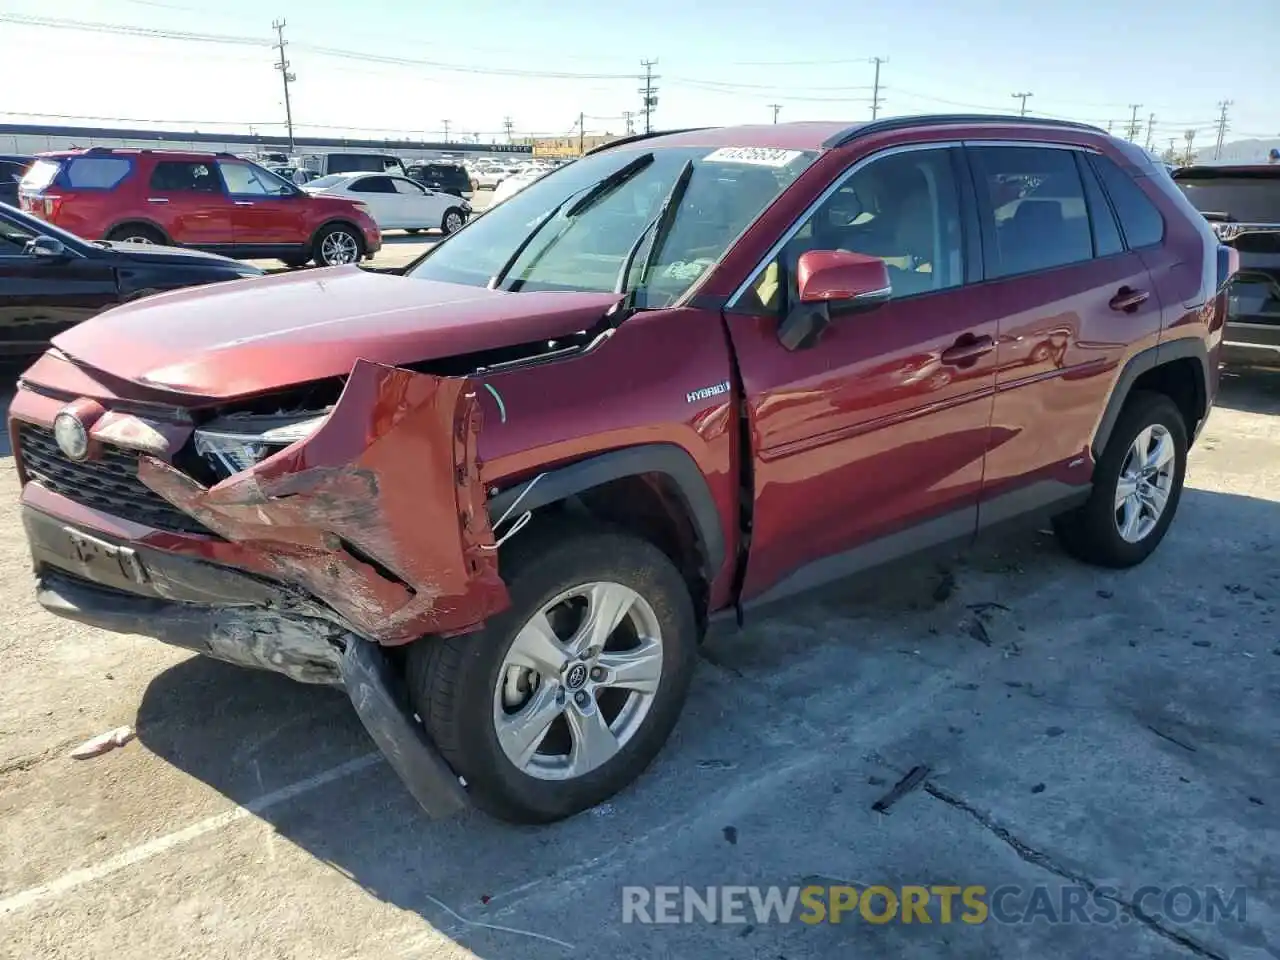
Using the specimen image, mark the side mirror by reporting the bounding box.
[777,250,892,351]
[26,236,67,260]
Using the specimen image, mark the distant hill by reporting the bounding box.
[1192,137,1280,165]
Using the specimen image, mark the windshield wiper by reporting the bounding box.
[488,152,655,292]
[612,159,695,309]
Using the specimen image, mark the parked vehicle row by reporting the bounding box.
[17,148,381,268]
[302,172,470,234]
[7,115,1232,827]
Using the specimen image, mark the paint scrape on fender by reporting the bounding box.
[138,359,510,643]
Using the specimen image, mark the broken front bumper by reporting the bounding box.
[26,507,470,819]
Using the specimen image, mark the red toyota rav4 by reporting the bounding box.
[10,116,1230,824]
[18,148,381,268]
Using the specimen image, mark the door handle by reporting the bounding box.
[940,334,995,365]
[234,201,254,206]
[146,197,169,203]
[1109,287,1150,313]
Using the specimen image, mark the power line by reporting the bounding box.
[271,18,296,153]
[640,59,659,135]
[1011,92,1033,116]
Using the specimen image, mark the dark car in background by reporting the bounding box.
[406,161,474,200]
[1,155,33,207]
[0,202,262,358]
[1173,164,1280,366]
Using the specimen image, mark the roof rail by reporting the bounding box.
[583,127,712,156]
[822,113,1107,149]
[84,145,115,154]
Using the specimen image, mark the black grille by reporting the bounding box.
[18,424,213,535]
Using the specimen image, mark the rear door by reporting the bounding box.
[346,175,399,226]
[0,212,117,355]
[965,143,1161,523]
[216,160,307,246]
[144,160,233,245]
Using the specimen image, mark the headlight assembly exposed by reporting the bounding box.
[193,411,328,479]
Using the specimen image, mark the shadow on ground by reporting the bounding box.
[128,487,1280,958]
[1217,366,1280,415]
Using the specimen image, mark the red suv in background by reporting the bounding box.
[18,148,381,267]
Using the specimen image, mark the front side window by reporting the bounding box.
[217,161,295,196]
[408,145,818,307]
[62,157,133,190]
[970,146,1094,278]
[739,148,964,315]
[1091,154,1165,248]
[392,178,426,196]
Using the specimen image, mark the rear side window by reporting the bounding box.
[62,157,132,190]
[1172,171,1280,224]
[149,161,220,193]
[970,145,1094,278]
[1090,154,1165,248]
[1076,156,1125,257]
[348,176,396,194]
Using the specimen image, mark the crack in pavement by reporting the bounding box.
[923,780,1230,960]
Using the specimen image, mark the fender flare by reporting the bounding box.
[1091,337,1210,458]
[486,443,727,576]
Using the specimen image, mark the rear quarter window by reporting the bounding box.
[1090,154,1165,249]
[62,157,133,190]
[19,159,61,191]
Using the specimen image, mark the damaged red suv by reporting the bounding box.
[10,117,1229,823]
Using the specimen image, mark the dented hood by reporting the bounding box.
[51,265,623,400]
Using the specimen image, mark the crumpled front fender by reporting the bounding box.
[139,359,510,644]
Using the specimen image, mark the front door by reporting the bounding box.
[215,160,307,247]
[0,218,116,355]
[722,145,998,605]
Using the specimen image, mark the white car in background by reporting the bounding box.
[470,164,526,190]
[489,167,546,207]
[302,171,471,234]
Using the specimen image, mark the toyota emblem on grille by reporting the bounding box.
[53,410,89,461]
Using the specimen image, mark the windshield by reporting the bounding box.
[408,145,818,306]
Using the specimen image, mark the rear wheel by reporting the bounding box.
[312,224,364,266]
[405,525,697,823]
[1053,391,1188,567]
[106,224,165,245]
[441,208,466,235]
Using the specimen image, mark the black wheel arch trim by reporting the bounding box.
[311,218,366,249]
[1091,337,1210,459]
[486,443,727,578]
[103,219,171,244]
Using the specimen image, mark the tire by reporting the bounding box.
[279,257,309,269]
[1053,391,1188,568]
[441,207,466,235]
[106,224,166,246]
[405,524,697,824]
[405,228,423,235]
[311,223,364,266]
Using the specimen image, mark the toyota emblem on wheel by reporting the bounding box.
[565,663,588,689]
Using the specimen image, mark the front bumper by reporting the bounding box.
[26,506,471,819]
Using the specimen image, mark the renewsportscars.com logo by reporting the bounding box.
[621,884,1248,926]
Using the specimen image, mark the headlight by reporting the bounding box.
[194,411,328,479]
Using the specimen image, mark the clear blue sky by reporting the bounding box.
[1,0,1276,149]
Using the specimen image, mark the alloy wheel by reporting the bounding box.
[445,211,464,233]
[492,581,664,781]
[1114,423,1175,543]
[319,230,359,265]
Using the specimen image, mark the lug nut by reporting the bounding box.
[590,666,606,682]
[574,691,590,707]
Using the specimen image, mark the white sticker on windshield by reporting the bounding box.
[702,147,804,167]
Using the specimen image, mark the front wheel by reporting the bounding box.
[441,207,466,235]
[1053,391,1188,568]
[405,525,697,823]
[312,224,364,266]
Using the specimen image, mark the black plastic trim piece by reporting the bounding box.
[976,479,1091,531]
[822,114,1107,150]
[487,443,726,575]
[1091,338,1210,458]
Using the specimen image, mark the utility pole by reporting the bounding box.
[271,19,296,154]
[1126,104,1142,142]
[622,111,635,135]
[503,116,514,143]
[768,103,782,124]
[1144,113,1156,151]
[1183,128,1197,166]
[640,59,659,134]
[1011,91,1033,116]
[578,111,584,155]
[1214,100,1233,160]
[1166,137,1176,163]
[869,57,887,120]
[442,119,451,142]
